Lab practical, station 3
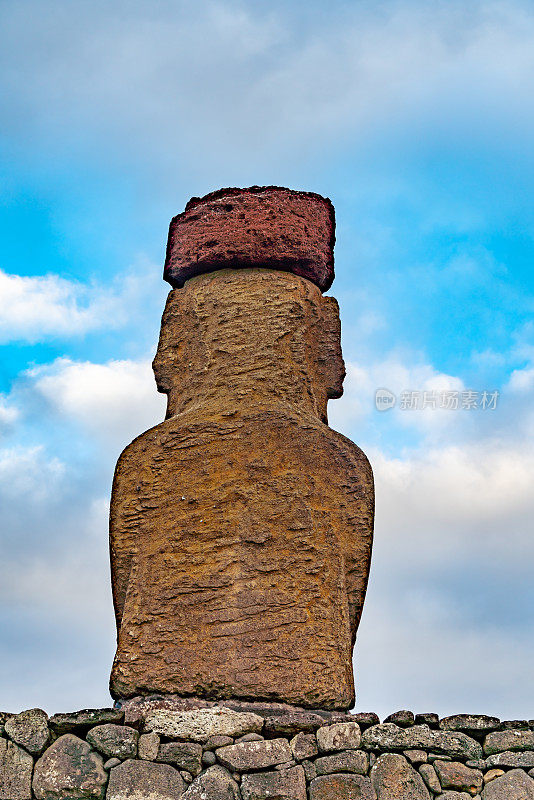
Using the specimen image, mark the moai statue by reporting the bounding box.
[109,187,374,710]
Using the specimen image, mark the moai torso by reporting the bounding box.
[109,188,374,709]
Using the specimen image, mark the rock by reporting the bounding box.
[106,759,186,799]
[4,707,50,755]
[236,734,264,743]
[33,734,107,800]
[163,186,336,292]
[315,750,368,775]
[241,766,306,800]
[0,738,34,800]
[205,735,234,750]
[263,712,325,736]
[86,724,138,759]
[362,723,482,760]
[49,708,123,735]
[302,760,317,781]
[309,773,376,800]
[157,742,202,776]
[440,716,500,735]
[290,732,318,761]
[418,763,441,793]
[104,758,121,770]
[383,711,414,728]
[182,765,240,800]
[484,769,504,783]
[144,708,264,742]
[481,768,534,799]
[403,749,427,764]
[180,772,192,784]
[317,722,361,752]
[109,266,373,712]
[499,720,530,730]
[202,751,216,766]
[216,738,291,771]
[484,729,534,755]
[352,713,380,729]
[486,750,534,768]
[439,793,472,799]
[138,732,160,761]
[415,714,439,728]
[370,753,430,799]
[433,760,483,794]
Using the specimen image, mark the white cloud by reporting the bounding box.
[0,264,166,343]
[0,394,18,425]
[0,445,64,502]
[30,357,166,449]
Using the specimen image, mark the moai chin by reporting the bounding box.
[109,186,374,710]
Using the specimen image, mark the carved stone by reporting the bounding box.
[109,189,374,710]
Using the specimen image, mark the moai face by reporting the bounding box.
[109,188,374,710]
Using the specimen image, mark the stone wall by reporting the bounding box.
[2,703,534,799]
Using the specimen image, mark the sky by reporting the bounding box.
[1,0,533,719]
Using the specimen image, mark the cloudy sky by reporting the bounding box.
[1,0,533,718]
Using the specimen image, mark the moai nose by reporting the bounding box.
[163,185,336,291]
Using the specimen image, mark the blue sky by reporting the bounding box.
[1,0,533,717]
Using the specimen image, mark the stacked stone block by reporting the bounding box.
[2,704,534,799]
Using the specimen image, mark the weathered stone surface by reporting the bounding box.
[484,769,504,783]
[484,728,534,754]
[163,186,335,292]
[106,759,186,799]
[290,732,318,761]
[263,712,324,736]
[383,711,414,728]
[433,760,483,794]
[216,738,291,771]
[309,773,376,800]
[315,750,368,775]
[481,768,534,799]
[486,749,534,768]
[352,713,380,729]
[403,749,427,764]
[362,724,482,760]
[182,765,240,800]
[500,719,530,729]
[33,734,107,800]
[109,268,373,709]
[0,738,33,800]
[236,734,264,743]
[440,715,500,735]
[86,724,138,759]
[241,766,306,800]
[415,714,439,727]
[317,722,361,752]
[138,732,159,761]
[418,763,441,793]
[4,707,50,755]
[144,708,263,742]
[439,793,472,799]
[157,742,202,775]
[49,708,123,735]
[370,753,430,799]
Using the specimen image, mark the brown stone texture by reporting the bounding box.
[164,186,335,291]
[309,774,376,800]
[106,760,186,800]
[0,738,33,800]
[370,753,430,799]
[109,268,374,709]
